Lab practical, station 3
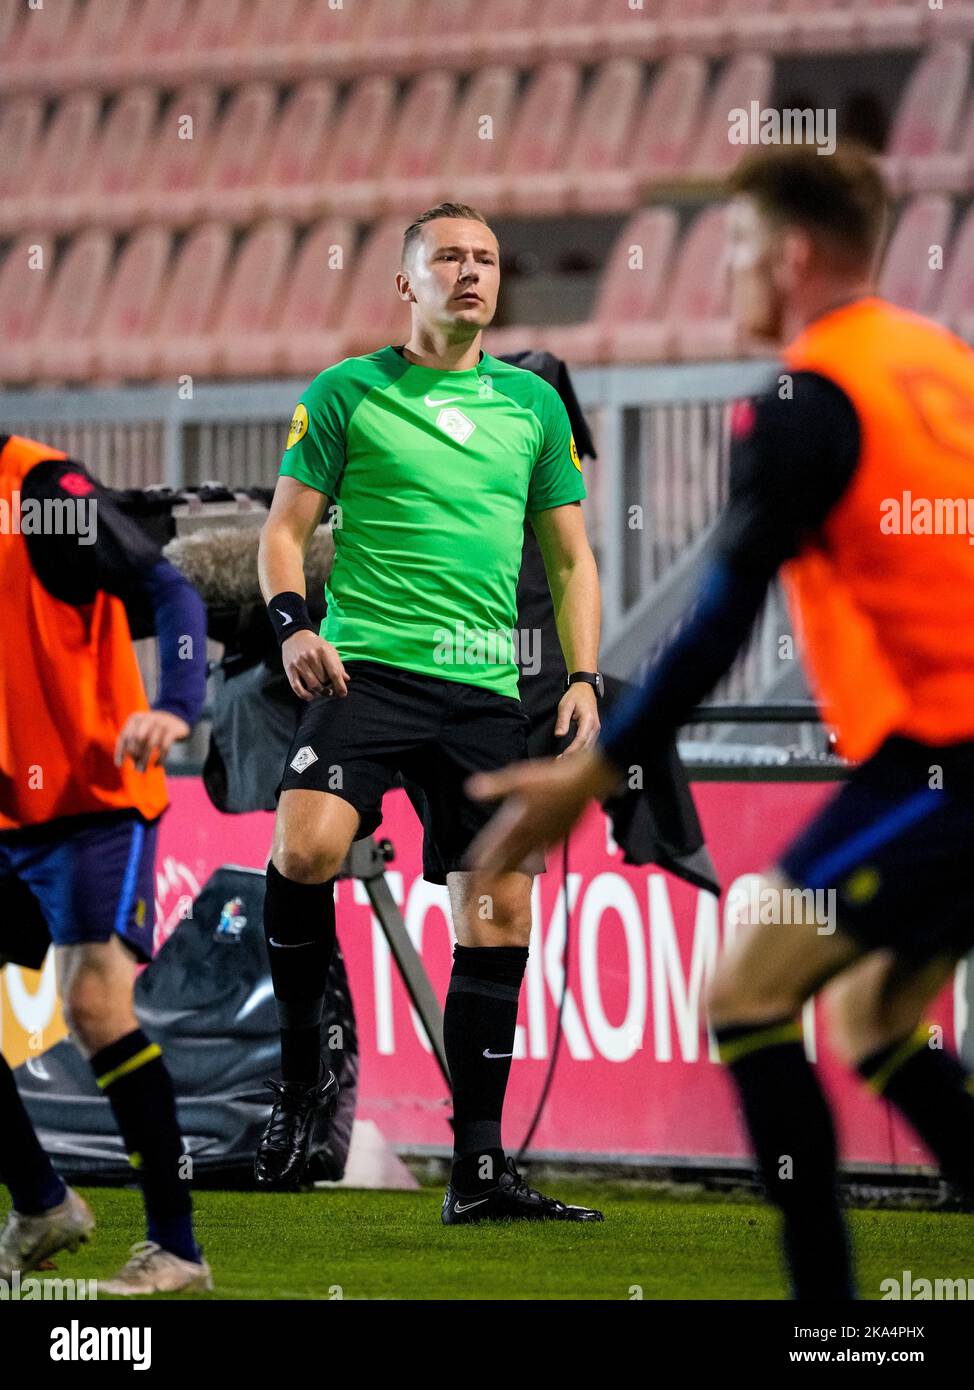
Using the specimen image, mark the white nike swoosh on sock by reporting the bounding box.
[482,1048,514,1059]
[268,938,314,948]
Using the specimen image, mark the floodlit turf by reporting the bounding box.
[3,1183,972,1300]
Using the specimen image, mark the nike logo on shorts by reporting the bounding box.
[482,1048,514,1059]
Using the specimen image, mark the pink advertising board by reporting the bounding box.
[154,777,962,1169]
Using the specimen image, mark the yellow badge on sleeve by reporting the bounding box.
[570,434,581,471]
[286,403,309,450]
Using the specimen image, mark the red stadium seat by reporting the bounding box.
[160,220,295,379]
[4,92,102,235]
[883,43,971,194]
[230,0,310,82]
[295,0,367,73]
[931,0,974,41]
[31,230,115,384]
[376,71,461,216]
[855,0,925,49]
[184,81,279,224]
[120,222,233,381]
[630,55,710,193]
[6,0,79,71]
[129,86,221,228]
[660,0,730,57]
[0,233,56,385]
[787,0,856,52]
[907,89,974,195]
[936,203,974,341]
[470,0,541,65]
[48,0,139,88]
[248,80,339,221]
[0,97,45,204]
[502,63,585,216]
[537,0,604,63]
[91,228,173,383]
[688,53,774,182]
[611,204,736,362]
[528,58,645,216]
[411,66,520,213]
[120,0,193,80]
[723,0,799,52]
[335,217,412,359]
[542,208,680,365]
[879,195,955,316]
[317,77,399,220]
[355,0,426,75]
[62,88,161,233]
[250,217,358,377]
[0,0,22,63]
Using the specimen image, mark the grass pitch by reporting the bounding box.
[4,1183,971,1300]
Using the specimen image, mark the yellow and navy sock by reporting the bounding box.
[858,1027,974,1200]
[91,1029,199,1265]
[445,945,528,1193]
[716,1016,855,1300]
[0,1052,67,1215]
[263,862,337,1086]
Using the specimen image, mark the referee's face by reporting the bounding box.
[403,217,500,334]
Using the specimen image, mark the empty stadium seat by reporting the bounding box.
[410,66,520,213]
[4,92,102,235]
[787,0,856,52]
[911,89,974,195]
[159,220,295,378]
[0,98,45,203]
[248,80,338,221]
[316,77,400,220]
[628,55,710,196]
[231,0,311,83]
[376,71,460,216]
[723,0,799,52]
[883,43,971,193]
[855,0,924,49]
[335,217,412,359]
[90,228,173,383]
[0,234,55,385]
[879,195,955,316]
[179,81,279,224]
[661,0,729,57]
[527,58,645,215]
[501,63,585,216]
[120,222,233,380]
[119,0,194,82]
[688,53,773,181]
[62,87,161,232]
[471,0,541,65]
[932,0,974,41]
[935,203,974,341]
[537,0,604,63]
[356,0,426,75]
[48,0,139,88]
[543,208,681,364]
[31,230,115,383]
[615,204,736,362]
[224,217,356,377]
[7,0,79,70]
[132,86,221,227]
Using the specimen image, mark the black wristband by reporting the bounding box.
[267,591,317,646]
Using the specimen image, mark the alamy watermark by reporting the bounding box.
[728,103,837,157]
[727,881,837,935]
[432,622,540,675]
[0,491,97,544]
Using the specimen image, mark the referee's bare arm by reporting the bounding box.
[258,475,351,700]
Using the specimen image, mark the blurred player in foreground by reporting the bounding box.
[258,202,605,1222]
[468,145,974,1297]
[0,436,211,1294]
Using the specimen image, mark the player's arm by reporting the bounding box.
[258,474,350,700]
[598,373,862,779]
[22,459,207,771]
[529,500,601,753]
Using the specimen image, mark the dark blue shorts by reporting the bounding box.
[0,809,160,964]
[780,736,974,964]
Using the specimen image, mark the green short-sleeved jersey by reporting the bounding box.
[279,345,586,698]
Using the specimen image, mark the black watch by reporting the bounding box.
[564,670,604,698]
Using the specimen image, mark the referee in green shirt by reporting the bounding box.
[257,202,604,1223]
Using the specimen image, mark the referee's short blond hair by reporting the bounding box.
[402,202,492,268]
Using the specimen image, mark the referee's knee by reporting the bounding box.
[273,844,344,884]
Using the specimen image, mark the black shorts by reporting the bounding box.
[277,659,544,884]
[779,735,974,964]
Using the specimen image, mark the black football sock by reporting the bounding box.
[0,1052,67,1215]
[263,861,337,1085]
[858,1027,974,1200]
[716,1017,855,1300]
[91,1030,200,1264]
[444,944,528,1192]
